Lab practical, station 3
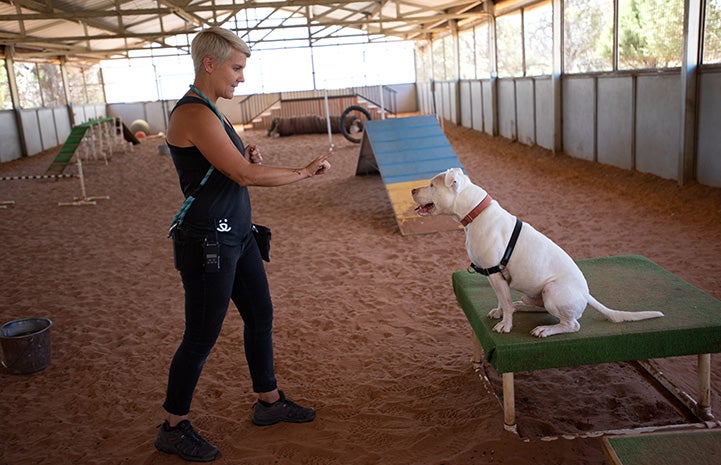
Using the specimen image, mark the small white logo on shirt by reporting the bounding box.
[217,219,231,233]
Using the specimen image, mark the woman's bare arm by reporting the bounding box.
[167,103,331,187]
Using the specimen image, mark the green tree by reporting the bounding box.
[704,0,721,63]
[497,11,523,77]
[14,62,42,108]
[619,0,683,69]
[565,0,614,72]
[474,23,491,77]
[524,2,553,76]
[38,62,67,107]
[0,61,11,110]
[619,0,648,67]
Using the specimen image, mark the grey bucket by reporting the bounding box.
[0,318,52,374]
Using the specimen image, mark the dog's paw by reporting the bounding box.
[531,321,579,337]
[530,326,551,338]
[487,307,502,319]
[492,321,513,333]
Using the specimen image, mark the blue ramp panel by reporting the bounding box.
[356,115,464,235]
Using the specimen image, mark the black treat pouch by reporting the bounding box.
[172,230,204,274]
[252,224,271,262]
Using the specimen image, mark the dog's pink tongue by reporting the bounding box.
[415,204,432,215]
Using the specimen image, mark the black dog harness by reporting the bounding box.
[469,218,524,277]
[460,195,523,278]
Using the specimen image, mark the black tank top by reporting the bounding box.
[167,96,252,245]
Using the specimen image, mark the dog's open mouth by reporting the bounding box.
[415,202,435,216]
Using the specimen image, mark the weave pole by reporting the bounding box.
[323,89,334,153]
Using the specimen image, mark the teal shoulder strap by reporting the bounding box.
[167,166,214,237]
[168,85,227,237]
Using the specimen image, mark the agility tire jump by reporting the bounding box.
[340,105,371,143]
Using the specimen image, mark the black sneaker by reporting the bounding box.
[154,420,219,462]
[252,390,316,426]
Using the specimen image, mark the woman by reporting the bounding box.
[155,27,331,462]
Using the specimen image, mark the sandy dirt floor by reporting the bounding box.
[1,120,720,465]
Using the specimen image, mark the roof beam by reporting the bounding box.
[0,1,488,59]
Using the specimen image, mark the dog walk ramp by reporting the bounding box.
[356,115,464,235]
[45,125,90,176]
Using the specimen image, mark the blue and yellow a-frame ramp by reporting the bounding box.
[356,115,464,236]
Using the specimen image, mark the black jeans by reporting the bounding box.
[163,229,277,416]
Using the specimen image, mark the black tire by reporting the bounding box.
[340,105,371,143]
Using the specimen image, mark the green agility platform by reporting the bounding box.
[603,429,721,465]
[452,255,721,433]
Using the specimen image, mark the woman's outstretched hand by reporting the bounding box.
[305,150,333,177]
[246,144,263,164]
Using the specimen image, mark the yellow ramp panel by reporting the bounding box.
[386,179,461,236]
[357,115,465,236]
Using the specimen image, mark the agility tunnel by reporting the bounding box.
[356,115,464,235]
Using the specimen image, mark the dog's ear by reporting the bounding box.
[443,168,467,192]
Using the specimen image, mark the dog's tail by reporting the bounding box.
[587,295,664,322]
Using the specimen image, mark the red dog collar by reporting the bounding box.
[460,195,493,227]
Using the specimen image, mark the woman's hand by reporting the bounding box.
[304,151,333,177]
[246,144,263,164]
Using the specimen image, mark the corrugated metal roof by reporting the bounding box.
[0,0,488,60]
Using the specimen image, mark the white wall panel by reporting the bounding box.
[20,111,43,155]
[534,78,553,150]
[597,76,634,170]
[635,74,680,180]
[482,80,494,135]
[497,79,516,140]
[696,71,721,187]
[0,112,21,162]
[471,81,483,132]
[460,81,472,128]
[37,109,58,150]
[563,78,595,161]
[516,79,535,146]
[54,107,72,143]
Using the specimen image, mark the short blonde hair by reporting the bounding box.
[191,27,251,75]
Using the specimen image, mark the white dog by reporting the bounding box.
[411,168,663,337]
